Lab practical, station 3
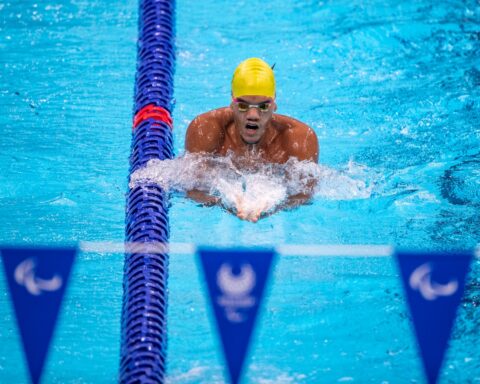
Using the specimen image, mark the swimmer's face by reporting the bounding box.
[230,95,277,145]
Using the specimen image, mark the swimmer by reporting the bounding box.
[185,57,319,222]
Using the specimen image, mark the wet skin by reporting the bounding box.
[185,95,319,221]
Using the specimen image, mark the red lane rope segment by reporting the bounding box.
[133,104,173,130]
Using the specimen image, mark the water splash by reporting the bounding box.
[129,153,372,214]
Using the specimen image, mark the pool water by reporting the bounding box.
[1,1,135,382]
[1,0,480,382]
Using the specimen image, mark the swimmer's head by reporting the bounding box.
[231,58,275,99]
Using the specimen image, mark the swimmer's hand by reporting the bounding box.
[234,195,268,223]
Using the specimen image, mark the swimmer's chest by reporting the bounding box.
[217,128,290,163]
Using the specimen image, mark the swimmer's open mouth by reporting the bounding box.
[245,123,259,130]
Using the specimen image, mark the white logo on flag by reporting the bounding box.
[216,263,256,323]
[409,262,458,301]
[14,258,63,296]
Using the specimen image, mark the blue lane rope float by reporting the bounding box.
[120,0,175,382]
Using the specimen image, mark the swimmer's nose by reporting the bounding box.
[246,106,260,120]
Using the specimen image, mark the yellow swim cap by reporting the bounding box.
[231,58,275,99]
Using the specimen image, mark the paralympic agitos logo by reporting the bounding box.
[409,262,458,301]
[216,263,257,323]
[14,258,63,296]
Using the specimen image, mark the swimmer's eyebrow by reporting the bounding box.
[235,97,272,104]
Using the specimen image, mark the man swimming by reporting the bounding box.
[185,57,319,222]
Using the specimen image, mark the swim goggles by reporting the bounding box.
[233,98,272,113]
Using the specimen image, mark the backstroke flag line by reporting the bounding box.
[395,250,472,384]
[198,248,275,384]
[1,247,76,384]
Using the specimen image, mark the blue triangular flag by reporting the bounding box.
[1,247,76,384]
[395,250,472,384]
[198,248,275,384]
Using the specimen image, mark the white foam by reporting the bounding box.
[129,153,372,214]
[165,366,214,383]
[40,195,77,207]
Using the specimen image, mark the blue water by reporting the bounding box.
[1,0,480,383]
[0,1,135,382]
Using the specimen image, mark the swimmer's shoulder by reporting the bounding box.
[272,113,311,134]
[185,107,233,153]
[272,113,319,162]
[196,107,233,126]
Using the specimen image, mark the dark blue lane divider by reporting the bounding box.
[120,0,175,382]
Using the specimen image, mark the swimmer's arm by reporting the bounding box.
[185,108,232,205]
[187,190,219,206]
[284,120,320,207]
[283,117,319,163]
[185,107,231,153]
[283,193,313,209]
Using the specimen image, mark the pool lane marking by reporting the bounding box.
[79,241,194,254]
[76,242,478,259]
[80,242,394,256]
[276,244,394,257]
